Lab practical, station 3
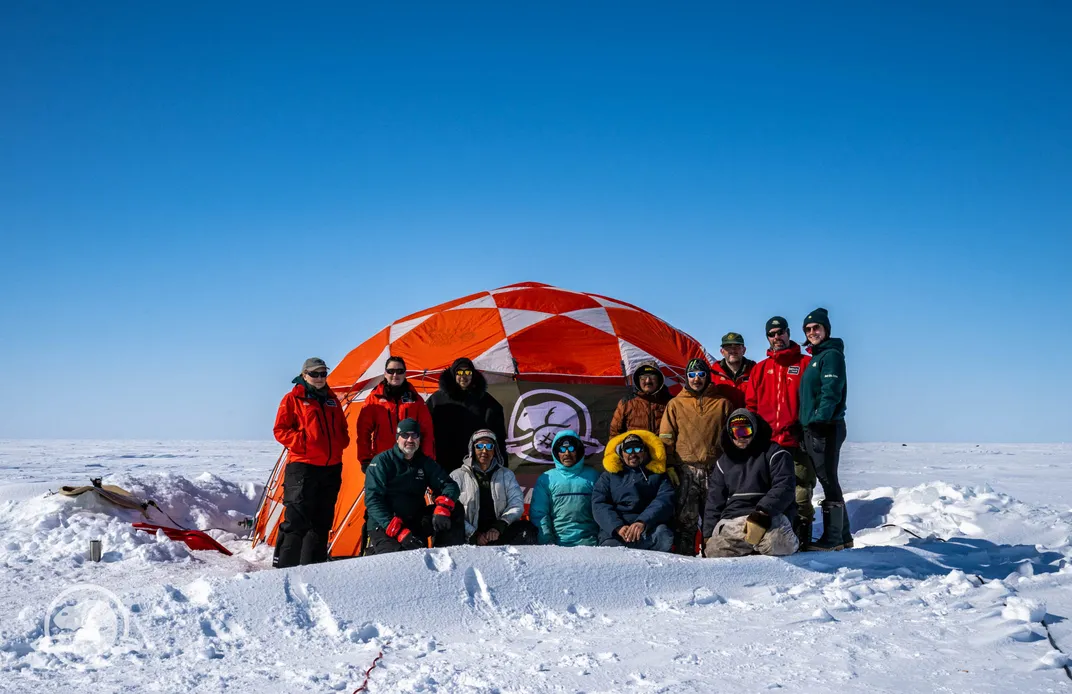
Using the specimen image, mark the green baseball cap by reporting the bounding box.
[720,332,745,347]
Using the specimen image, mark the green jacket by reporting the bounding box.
[364,446,460,531]
[799,338,847,426]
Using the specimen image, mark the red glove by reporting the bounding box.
[433,496,455,518]
[385,516,412,544]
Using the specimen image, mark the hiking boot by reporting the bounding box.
[808,501,846,552]
[842,508,854,549]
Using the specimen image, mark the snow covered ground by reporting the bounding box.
[0,440,1069,693]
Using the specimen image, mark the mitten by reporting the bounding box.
[432,496,455,534]
[386,516,418,547]
[744,510,772,545]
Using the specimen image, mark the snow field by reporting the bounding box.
[0,441,1069,692]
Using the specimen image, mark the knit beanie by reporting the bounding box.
[802,308,831,334]
[685,358,709,374]
[451,357,476,374]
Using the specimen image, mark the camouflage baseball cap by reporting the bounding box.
[720,332,745,346]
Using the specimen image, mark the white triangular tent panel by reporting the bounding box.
[563,307,615,335]
[473,337,516,375]
[446,294,497,311]
[617,338,673,376]
[354,344,392,385]
[389,314,433,342]
[490,285,528,295]
[592,295,639,311]
[498,308,553,336]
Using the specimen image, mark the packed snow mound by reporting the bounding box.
[1,444,1071,692]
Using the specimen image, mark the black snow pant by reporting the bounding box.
[365,503,466,555]
[274,461,343,569]
[803,420,847,504]
[468,519,538,546]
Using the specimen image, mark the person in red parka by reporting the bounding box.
[710,332,755,409]
[745,316,814,548]
[273,357,351,568]
[355,356,435,468]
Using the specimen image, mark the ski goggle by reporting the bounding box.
[557,443,576,453]
[385,368,406,375]
[474,442,495,451]
[730,424,754,439]
[305,370,328,378]
[686,371,708,379]
[455,368,474,376]
[622,445,645,455]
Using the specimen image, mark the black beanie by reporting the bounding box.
[685,357,709,374]
[802,308,831,334]
[765,316,789,334]
[451,357,476,374]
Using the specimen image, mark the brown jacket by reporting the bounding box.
[659,384,734,466]
[609,390,672,438]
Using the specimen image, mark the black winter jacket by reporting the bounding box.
[427,368,507,473]
[364,445,459,532]
[703,409,796,536]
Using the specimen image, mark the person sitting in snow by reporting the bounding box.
[363,418,464,554]
[450,430,536,546]
[592,430,675,552]
[529,430,600,547]
[272,357,350,568]
[427,357,507,474]
[703,409,799,558]
[608,363,673,438]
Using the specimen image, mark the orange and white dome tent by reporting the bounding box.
[252,282,713,558]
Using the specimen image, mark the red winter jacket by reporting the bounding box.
[273,383,351,466]
[355,381,435,464]
[745,343,811,448]
[710,359,755,410]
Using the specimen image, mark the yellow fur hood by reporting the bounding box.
[602,430,667,474]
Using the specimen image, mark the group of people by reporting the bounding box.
[271,308,848,567]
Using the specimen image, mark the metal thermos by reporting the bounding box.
[89,539,103,562]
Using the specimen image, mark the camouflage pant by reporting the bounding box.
[671,463,709,556]
[792,445,817,524]
[704,514,799,558]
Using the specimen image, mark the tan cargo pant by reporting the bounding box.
[792,445,817,524]
[704,513,799,558]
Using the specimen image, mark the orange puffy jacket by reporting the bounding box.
[273,383,351,466]
[745,343,811,448]
[355,381,436,464]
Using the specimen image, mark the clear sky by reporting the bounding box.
[2,2,1069,443]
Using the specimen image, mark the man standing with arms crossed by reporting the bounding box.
[745,317,814,549]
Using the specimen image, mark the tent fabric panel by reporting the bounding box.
[329,325,391,391]
[387,308,506,374]
[508,315,623,377]
[492,286,601,313]
[606,307,709,369]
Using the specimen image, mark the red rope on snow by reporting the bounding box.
[352,642,389,693]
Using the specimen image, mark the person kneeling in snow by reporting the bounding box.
[529,430,600,547]
[703,409,799,558]
[364,418,464,554]
[450,430,536,546]
[593,431,675,552]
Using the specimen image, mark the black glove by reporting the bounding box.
[431,495,455,535]
[399,533,426,551]
[386,516,425,551]
[432,513,452,535]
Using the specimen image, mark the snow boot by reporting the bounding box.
[841,509,854,549]
[808,501,846,551]
[793,516,812,552]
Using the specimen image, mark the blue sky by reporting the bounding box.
[1,2,1069,442]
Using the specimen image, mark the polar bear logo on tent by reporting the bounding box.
[505,389,604,464]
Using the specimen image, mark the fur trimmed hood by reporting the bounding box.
[602,429,667,474]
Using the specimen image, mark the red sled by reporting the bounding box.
[132,522,233,556]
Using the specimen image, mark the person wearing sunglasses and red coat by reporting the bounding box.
[272,357,351,568]
[356,356,435,469]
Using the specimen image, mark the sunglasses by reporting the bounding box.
[385,368,406,375]
[731,424,754,439]
[455,369,474,377]
[557,443,576,453]
[622,445,645,455]
[804,324,824,333]
[474,442,495,451]
[398,432,420,440]
[306,370,328,378]
[686,371,708,379]
[767,329,787,338]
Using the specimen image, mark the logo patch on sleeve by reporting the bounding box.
[787,366,800,375]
